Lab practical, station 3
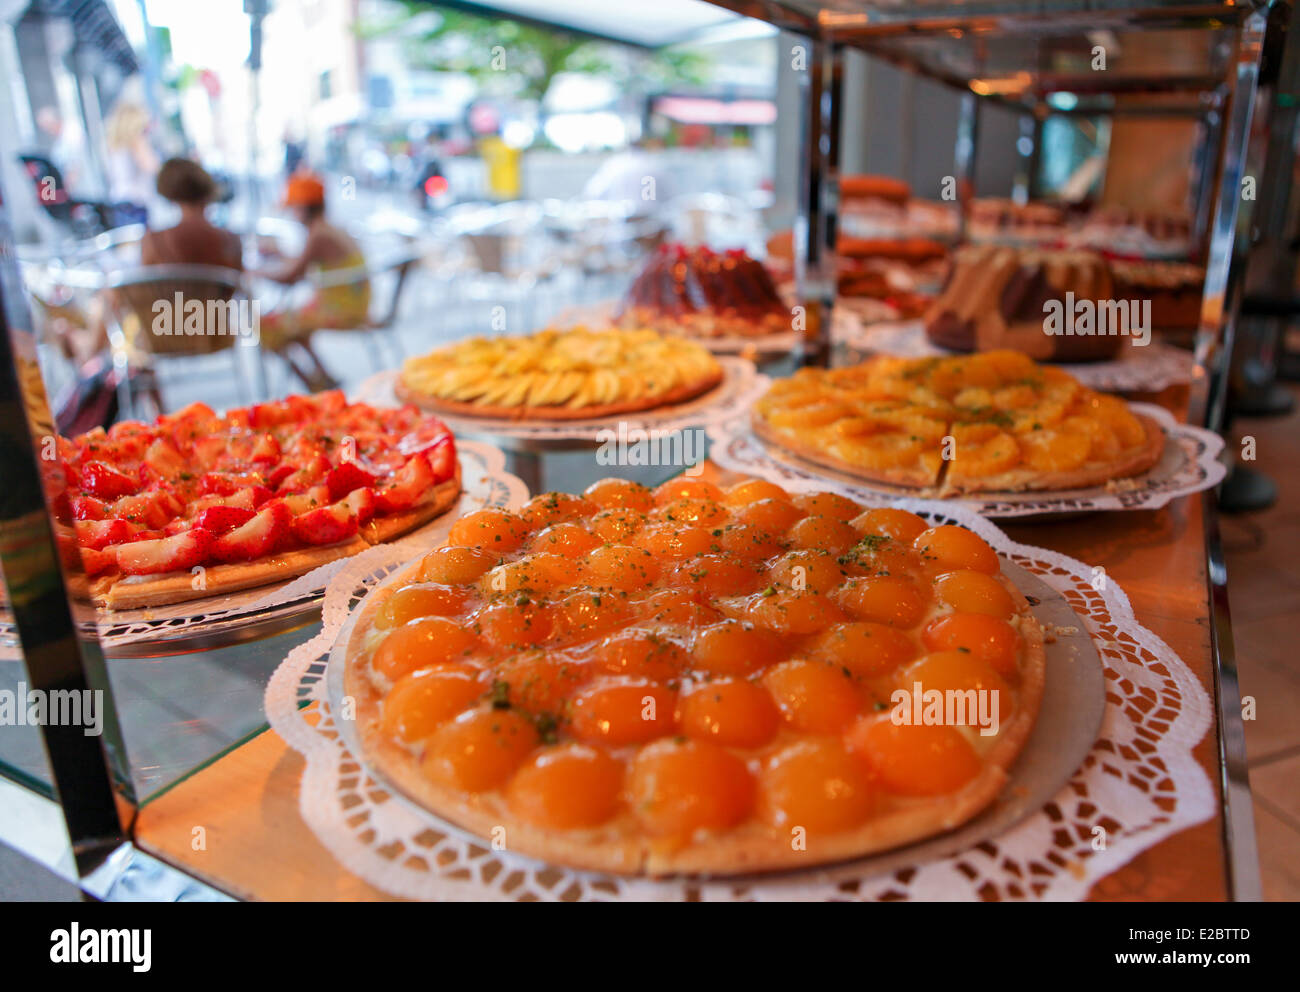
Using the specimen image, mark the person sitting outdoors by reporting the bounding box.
[48,158,241,367]
[255,171,370,391]
[141,158,243,268]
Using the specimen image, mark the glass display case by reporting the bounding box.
[0,0,1281,901]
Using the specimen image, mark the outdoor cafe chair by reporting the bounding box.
[300,247,424,372]
[103,263,264,418]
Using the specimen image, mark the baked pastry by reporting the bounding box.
[765,230,948,312]
[752,350,1164,494]
[344,476,1045,875]
[839,174,911,204]
[397,326,724,420]
[1110,260,1204,331]
[615,245,789,339]
[924,244,1126,362]
[968,198,1066,238]
[56,393,461,609]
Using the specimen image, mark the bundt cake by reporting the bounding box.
[924,245,1129,362]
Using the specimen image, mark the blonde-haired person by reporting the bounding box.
[104,101,160,218]
[255,172,371,391]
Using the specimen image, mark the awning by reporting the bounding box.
[29,0,139,74]
[413,0,747,48]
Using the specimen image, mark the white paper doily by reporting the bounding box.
[708,403,1224,519]
[0,442,527,658]
[836,318,1196,394]
[354,357,768,444]
[265,502,1214,902]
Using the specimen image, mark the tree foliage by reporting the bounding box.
[360,1,710,104]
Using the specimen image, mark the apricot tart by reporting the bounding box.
[342,476,1045,875]
[396,326,724,420]
[753,350,1165,494]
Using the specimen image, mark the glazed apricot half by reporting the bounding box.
[416,545,497,585]
[722,478,790,506]
[421,706,539,792]
[933,569,1016,618]
[845,715,982,797]
[691,618,787,676]
[808,621,917,678]
[372,617,479,681]
[922,613,1020,677]
[584,477,654,512]
[762,658,864,734]
[897,650,1015,720]
[506,744,625,830]
[787,515,860,555]
[679,678,781,748]
[529,521,601,558]
[850,507,929,543]
[373,582,471,629]
[628,738,755,836]
[380,664,487,742]
[758,739,875,833]
[913,524,1000,575]
[652,478,724,507]
[447,507,529,553]
[589,628,690,681]
[834,575,927,628]
[567,677,677,746]
[582,544,660,592]
[474,596,553,651]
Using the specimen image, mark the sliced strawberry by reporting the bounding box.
[112,492,172,529]
[283,485,330,515]
[427,436,455,482]
[142,437,186,481]
[276,454,330,494]
[345,487,375,525]
[191,435,228,468]
[79,546,117,577]
[163,517,193,536]
[291,502,358,546]
[225,485,274,510]
[51,490,73,525]
[81,461,139,500]
[312,390,348,415]
[113,528,215,576]
[373,453,433,513]
[192,505,256,535]
[264,463,296,489]
[75,518,141,550]
[200,470,265,496]
[71,495,109,521]
[249,401,290,428]
[56,531,83,571]
[251,433,282,463]
[211,501,291,562]
[325,461,377,501]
